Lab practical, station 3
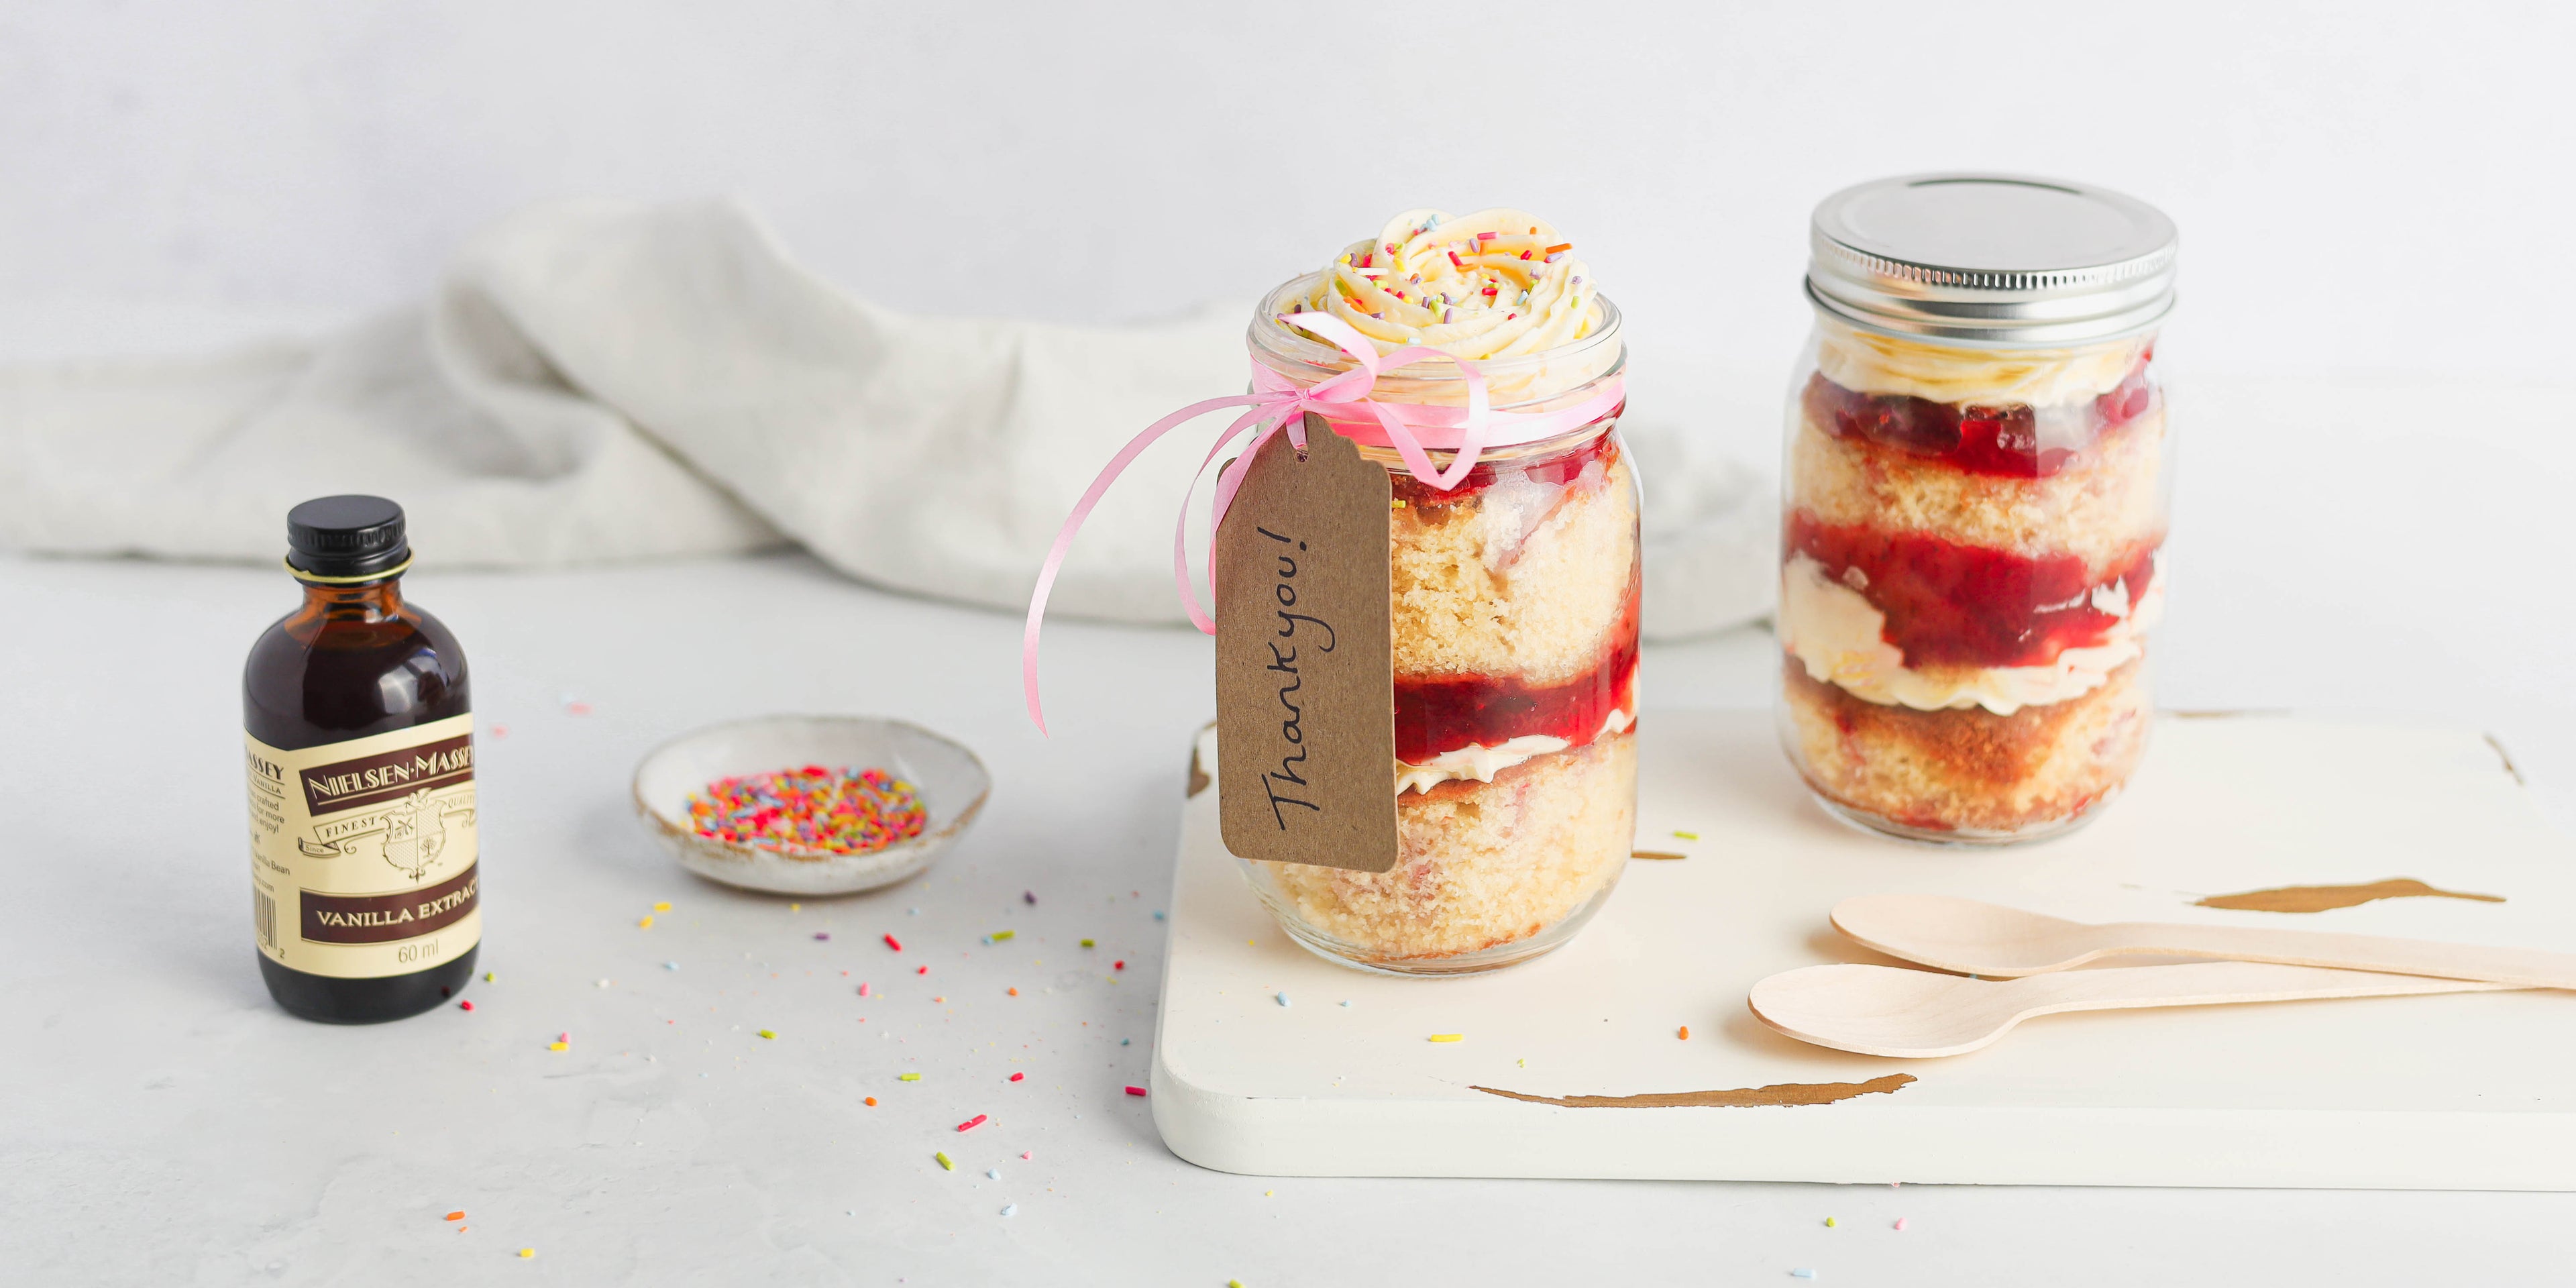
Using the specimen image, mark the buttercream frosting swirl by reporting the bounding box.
[1293,208,1601,361]
[1815,315,2149,408]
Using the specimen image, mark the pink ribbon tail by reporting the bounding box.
[1021,393,1271,734]
[1022,309,1618,734]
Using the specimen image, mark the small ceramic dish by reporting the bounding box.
[633,714,989,896]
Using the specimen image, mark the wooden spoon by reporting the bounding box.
[1831,894,2576,989]
[1750,961,2521,1058]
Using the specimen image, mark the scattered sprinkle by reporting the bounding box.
[637,916,654,928]
[547,1041,568,1053]
[884,933,903,951]
[1678,1025,1690,1040]
[489,724,508,739]
[956,1115,987,1132]
[1673,830,1700,841]
[1023,891,1036,904]
[458,1000,474,1012]
[1000,1203,1017,1217]
[684,765,928,855]
[445,1211,466,1222]
[790,903,800,912]
[1275,992,1290,1007]
[1894,1218,1909,1231]
[990,930,1016,943]
[519,1248,536,1259]
[1790,1272,1816,1281]
[483,971,496,982]
[986,1168,1001,1179]
[899,1072,922,1081]
[1124,1085,1148,1097]
[1121,1038,1130,1046]
[1152,910,1165,921]
[916,966,928,975]
[858,982,872,997]
[1020,1151,1032,1161]
[1340,1000,1351,1008]
[663,961,679,971]
[653,901,671,912]
[757,1029,777,1040]
[1428,1034,1463,1043]
[1080,938,1095,948]
[1008,987,1020,996]
[1009,1072,1024,1082]
[814,932,830,941]
[1824,1216,1837,1227]
[1113,961,1125,971]
[864,1096,877,1107]
[595,979,611,988]
[934,1151,954,1171]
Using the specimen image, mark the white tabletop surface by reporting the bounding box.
[5,315,2575,1281]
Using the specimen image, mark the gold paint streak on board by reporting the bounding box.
[2484,733,2527,786]
[1630,851,1688,861]
[2195,878,2504,914]
[1470,1073,1917,1109]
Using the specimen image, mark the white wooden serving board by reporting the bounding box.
[1149,712,2576,1189]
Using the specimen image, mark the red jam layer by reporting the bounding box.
[1386,411,1621,506]
[1799,360,2152,479]
[1393,566,1641,765]
[1788,515,2158,670]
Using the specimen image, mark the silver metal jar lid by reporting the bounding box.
[1806,173,2177,347]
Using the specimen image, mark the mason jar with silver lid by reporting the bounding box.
[1776,173,2178,844]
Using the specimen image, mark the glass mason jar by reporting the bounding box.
[1233,274,1640,973]
[1777,174,2178,845]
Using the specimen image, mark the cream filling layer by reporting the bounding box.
[1396,706,1635,796]
[1815,320,2147,407]
[1778,553,2161,715]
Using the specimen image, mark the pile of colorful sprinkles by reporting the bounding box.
[686,765,927,856]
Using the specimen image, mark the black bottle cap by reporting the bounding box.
[286,495,410,580]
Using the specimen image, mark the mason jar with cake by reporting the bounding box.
[1232,209,1640,971]
[1777,174,2177,843]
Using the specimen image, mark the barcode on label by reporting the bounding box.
[254,888,278,950]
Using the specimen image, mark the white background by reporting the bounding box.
[5,2,2575,1283]
[6,1,2575,443]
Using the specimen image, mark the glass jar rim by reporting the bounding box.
[1246,272,1625,409]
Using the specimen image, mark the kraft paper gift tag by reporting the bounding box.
[1214,415,1398,873]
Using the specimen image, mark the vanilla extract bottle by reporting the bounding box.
[244,496,480,1022]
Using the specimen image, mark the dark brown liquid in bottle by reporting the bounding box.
[245,575,477,1022]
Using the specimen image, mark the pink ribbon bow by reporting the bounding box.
[1021,311,1623,731]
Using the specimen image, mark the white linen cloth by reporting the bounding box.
[0,199,1772,637]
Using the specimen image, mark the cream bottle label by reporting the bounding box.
[245,713,480,978]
